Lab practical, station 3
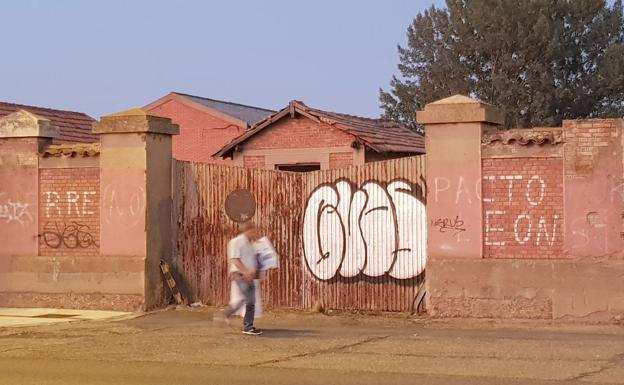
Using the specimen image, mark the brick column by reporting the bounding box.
[417,95,503,259]
[0,110,57,256]
[93,109,178,309]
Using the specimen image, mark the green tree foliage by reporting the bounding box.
[380,0,624,128]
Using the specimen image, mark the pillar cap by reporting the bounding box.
[93,108,179,135]
[0,110,59,138]
[416,94,504,125]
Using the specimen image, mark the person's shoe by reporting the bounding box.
[242,327,263,336]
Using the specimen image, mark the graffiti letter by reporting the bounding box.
[387,181,427,279]
[482,176,496,203]
[360,182,396,277]
[82,191,96,215]
[526,176,545,206]
[433,177,450,203]
[337,181,367,278]
[536,215,558,247]
[302,184,345,280]
[500,175,522,204]
[513,214,532,244]
[45,191,61,218]
[484,210,505,246]
[66,191,80,216]
[455,176,472,204]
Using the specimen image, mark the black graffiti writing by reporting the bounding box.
[432,216,466,236]
[42,221,99,249]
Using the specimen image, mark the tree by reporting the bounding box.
[380,0,624,129]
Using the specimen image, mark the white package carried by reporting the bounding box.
[254,236,279,271]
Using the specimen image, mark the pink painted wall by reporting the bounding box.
[426,123,484,259]
[426,115,624,262]
[0,110,178,311]
[422,95,624,321]
[0,138,40,256]
[563,119,624,258]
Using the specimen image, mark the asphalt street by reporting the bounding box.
[1,308,622,384]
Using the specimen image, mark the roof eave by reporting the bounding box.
[213,105,296,158]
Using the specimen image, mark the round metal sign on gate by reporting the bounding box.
[224,189,256,223]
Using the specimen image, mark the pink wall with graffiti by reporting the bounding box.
[0,138,39,256]
[427,120,623,261]
[421,95,624,321]
[0,108,178,311]
[479,121,624,259]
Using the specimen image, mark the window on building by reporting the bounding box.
[275,163,321,172]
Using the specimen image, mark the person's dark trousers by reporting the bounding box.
[224,275,255,330]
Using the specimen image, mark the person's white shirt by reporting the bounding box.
[227,233,258,274]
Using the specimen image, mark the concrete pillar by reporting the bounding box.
[416,95,503,259]
[0,110,58,256]
[93,109,178,309]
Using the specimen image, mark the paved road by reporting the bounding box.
[1,308,623,384]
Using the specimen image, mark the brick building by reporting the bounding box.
[144,92,274,163]
[0,101,97,144]
[214,100,425,170]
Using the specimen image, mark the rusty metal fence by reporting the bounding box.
[172,156,426,312]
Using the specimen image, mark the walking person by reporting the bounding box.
[220,222,263,335]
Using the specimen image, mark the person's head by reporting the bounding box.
[239,221,261,241]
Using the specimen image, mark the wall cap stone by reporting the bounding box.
[93,108,179,135]
[0,109,59,138]
[417,94,504,126]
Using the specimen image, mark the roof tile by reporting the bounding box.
[482,127,563,146]
[0,101,97,144]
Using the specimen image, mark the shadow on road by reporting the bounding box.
[257,328,315,338]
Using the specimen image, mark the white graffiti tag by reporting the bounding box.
[483,175,559,247]
[302,179,426,280]
[102,184,146,228]
[0,199,32,226]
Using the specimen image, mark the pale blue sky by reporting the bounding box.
[0,0,445,119]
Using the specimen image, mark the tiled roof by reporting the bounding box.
[173,92,274,126]
[482,127,563,145]
[215,101,425,157]
[43,143,100,157]
[0,101,97,144]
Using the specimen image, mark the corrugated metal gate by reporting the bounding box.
[173,156,426,312]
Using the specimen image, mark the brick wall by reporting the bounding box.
[563,119,619,177]
[147,99,245,164]
[39,168,100,256]
[482,157,564,258]
[328,152,353,169]
[243,155,266,168]
[243,117,354,150]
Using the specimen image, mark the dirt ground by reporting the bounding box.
[1,307,623,385]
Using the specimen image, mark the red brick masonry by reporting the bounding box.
[39,168,100,256]
[482,158,564,258]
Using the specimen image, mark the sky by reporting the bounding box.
[0,0,445,119]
